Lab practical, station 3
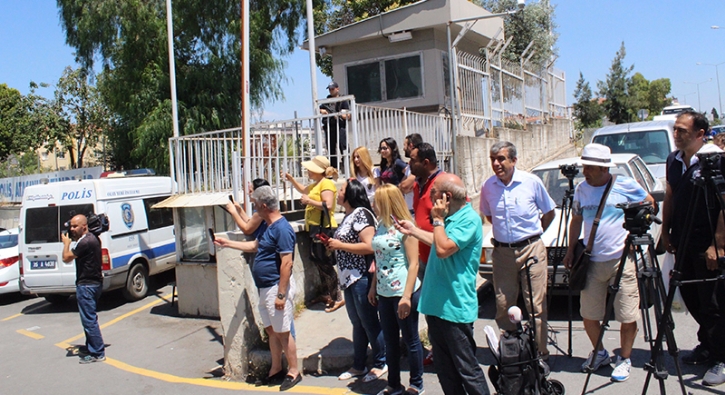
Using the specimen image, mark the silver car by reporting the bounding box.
[479,154,664,293]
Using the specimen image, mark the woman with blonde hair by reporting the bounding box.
[368,184,424,395]
[351,146,377,202]
[284,155,343,312]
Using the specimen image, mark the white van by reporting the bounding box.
[591,120,675,180]
[19,175,176,303]
[653,105,696,122]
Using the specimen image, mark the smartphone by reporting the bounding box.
[390,214,401,226]
[315,233,330,243]
[228,194,234,203]
[208,228,216,242]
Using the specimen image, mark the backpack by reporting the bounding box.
[497,329,538,395]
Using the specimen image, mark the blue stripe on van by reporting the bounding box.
[111,242,176,269]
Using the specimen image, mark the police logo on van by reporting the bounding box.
[121,203,134,229]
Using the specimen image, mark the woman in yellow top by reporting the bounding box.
[284,155,344,312]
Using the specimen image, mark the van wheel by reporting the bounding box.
[44,294,70,305]
[123,263,149,301]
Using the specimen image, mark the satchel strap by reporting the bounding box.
[585,175,616,253]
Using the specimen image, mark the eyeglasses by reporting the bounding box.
[379,146,390,151]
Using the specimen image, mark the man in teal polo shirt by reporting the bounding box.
[398,173,489,395]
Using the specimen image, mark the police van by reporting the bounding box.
[19,172,176,303]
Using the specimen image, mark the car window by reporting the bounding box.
[632,157,656,191]
[534,164,632,205]
[0,234,18,249]
[25,204,94,244]
[628,159,648,192]
[593,130,670,165]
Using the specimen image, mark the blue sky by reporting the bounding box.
[2,0,724,121]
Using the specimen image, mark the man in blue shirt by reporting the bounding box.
[563,143,656,382]
[479,141,555,358]
[214,186,301,391]
[398,173,489,395]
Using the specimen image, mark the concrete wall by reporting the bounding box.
[457,119,575,196]
[0,205,20,229]
[214,222,319,380]
[175,263,219,318]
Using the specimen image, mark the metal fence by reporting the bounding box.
[168,101,453,214]
[456,50,568,135]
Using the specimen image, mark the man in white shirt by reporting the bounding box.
[479,141,555,357]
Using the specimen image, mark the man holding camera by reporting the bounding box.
[479,141,555,358]
[398,173,488,395]
[662,110,725,386]
[563,143,656,382]
[62,214,105,364]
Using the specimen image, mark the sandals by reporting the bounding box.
[363,364,388,383]
[338,367,368,380]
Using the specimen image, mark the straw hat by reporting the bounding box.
[301,156,331,174]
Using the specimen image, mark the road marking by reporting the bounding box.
[56,293,172,347]
[51,291,349,394]
[105,357,348,393]
[2,302,50,321]
[17,328,44,340]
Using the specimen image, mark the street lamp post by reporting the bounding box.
[446,0,525,172]
[678,92,696,106]
[697,61,725,117]
[683,79,712,111]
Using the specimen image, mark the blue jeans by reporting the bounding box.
[426,315,489,395]
[76,284,105,357]
[378,288,424,390]
[343,275,385,370]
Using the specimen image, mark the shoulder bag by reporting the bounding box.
[309,201,337,266]
[569,175,616,292]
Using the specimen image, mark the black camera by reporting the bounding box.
[616,201,661,235]
[559,164,578,179]
[64,212,110,238]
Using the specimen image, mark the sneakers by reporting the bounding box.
[703,362,725,386]
[405,384,425,395]
[611,356,631,382]
[376,385,405,395]
[581,349,610,372]
[79,355,106,364]
[682,344,711,365]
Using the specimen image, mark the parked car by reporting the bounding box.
[591,120,674,180]
[0,228,20,295]
[479,154,664,293]
[652,104,696,122]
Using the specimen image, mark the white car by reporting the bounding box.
[0,228,20,295]
[479,154,664,292]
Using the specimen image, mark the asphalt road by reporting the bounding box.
[0,270,720,395]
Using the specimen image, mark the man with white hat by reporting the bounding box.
[562,143,656,382]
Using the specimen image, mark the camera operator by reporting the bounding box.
[61,214,105,364]
[562,144,657,382]
[662,110,725,386]
[479,141,556,358]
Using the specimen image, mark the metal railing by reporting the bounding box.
[168,101,454,214]
[456,50,568,133]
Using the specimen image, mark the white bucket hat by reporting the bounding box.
[301,156,331,174]
[579,143,616,168]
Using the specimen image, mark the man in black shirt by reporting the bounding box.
[62,214,105,364]
[320,81,350,169]
[662,110,725,386]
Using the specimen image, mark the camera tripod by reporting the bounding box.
[641,152,725,395]
[580,201,689,395]
[549,165,578,357]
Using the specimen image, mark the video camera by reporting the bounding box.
[559,164,578,179]
[616,201,660,236]
[64,212,110,237]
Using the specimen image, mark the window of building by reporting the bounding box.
[41,150,48,161]
[57,149,65,159]
[346,53,423,103]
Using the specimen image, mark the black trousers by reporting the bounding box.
[426,315,490,395]
[678,250,725,362]
[324,125,347,170]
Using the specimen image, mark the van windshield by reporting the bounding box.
[592,130,670,165]
[25,204,94,244]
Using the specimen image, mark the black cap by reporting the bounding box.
[327,81,339,89]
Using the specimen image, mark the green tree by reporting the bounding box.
[477,0,558,69]
[52,67,111,169]
[57,0,305,173]
[0,83,58,162]
[572,72,602,130]
[647,78,671,117]
[628,72,650,119]
[597,42,634,124]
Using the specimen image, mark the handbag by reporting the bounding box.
[309,201,336,266]
[569,175,616,292]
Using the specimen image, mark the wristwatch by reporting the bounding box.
[276,293,286,300]
[432,220,445,227]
